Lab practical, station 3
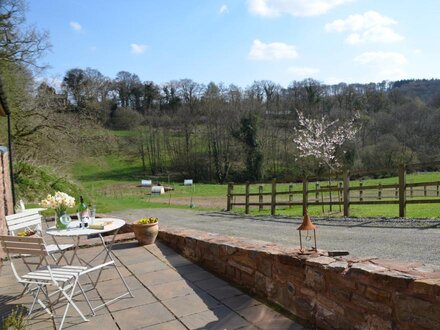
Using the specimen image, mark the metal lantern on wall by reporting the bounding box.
[297,209,317,252]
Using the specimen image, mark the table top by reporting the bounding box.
[46,218,125,237]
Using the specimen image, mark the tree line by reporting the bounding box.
[56,68,440,182]
[1,0,440,187]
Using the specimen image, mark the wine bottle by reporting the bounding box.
[78,196,89,228]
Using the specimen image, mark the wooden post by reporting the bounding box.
[271,179,277,216]
[437,183,439,197]
[338,181,343,212]
[399,165,406,217]
[302,178,308,216]
[343,171,350,217]
[359,182,363,202]
[315,182,319,202]
[288,183,293,208]
[395,187,398,198]
[259,185,264,212]
[424,185,427,197]
[378,184,382,200]
[410,186,413,198]
[227,183,233,211]
[245,182,250,214]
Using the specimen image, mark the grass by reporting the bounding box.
[67,155,440,218]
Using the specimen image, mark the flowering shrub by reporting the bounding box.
[40,192,75,216]
[136,217,159,224]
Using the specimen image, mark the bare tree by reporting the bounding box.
[0,0,50,69]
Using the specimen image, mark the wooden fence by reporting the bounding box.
[226,165,440,217]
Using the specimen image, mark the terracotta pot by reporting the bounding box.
[132,222,159,245]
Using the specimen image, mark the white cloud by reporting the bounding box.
[130,43,147,54]
[354,51,407,81]
[288,66,320,77]
[354,51,407,65]
[69,21,82,31]
[249,39,298,60]
[248,0,352,17]
[219,4,229,14]
[326,11,404,44]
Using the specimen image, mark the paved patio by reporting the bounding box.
[0,239,304,329]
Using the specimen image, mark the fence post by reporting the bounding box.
[288,184,293,208]
[271,179,277,216]
[245,182,250,214]
[338,181,343,212]
[424,185,427,197]
[259,185,264,212]
[378,184,382,200]
[359,181,363,202]
[302,178,308,216]
[399,165,406,217]
[343,171,350,217]
[315,182,320,202]
[227,182,233,211]
[410,186,413,198]
[437,182,439,197]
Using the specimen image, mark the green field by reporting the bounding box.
[65,156,440,219]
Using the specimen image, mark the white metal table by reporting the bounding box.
[46,218,133,311]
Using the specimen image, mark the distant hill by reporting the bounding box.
[391,79,440,104]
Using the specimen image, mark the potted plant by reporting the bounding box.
[132,217,159,245]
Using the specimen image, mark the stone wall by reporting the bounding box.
[159,226,440,329]
[0,146,13,258]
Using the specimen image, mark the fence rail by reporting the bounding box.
[226,165,440,217]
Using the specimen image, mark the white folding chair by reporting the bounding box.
[0,235,114,330]
[6,210,74,264]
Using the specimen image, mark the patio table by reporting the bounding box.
[46,218,134,311]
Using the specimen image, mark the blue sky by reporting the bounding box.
[27,0,440,88]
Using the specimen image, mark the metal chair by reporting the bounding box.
[0,235,114,330]
[6,210,74,264]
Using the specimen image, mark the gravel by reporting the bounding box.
[109,208,440,266]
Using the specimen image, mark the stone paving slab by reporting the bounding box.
[0,239,306,329]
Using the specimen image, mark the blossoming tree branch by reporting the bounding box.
[293,111,359,171]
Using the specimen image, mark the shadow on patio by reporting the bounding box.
[0,239,305,329]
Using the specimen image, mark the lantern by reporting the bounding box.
[297,210,317,252]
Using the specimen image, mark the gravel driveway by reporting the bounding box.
[109,208,440,266]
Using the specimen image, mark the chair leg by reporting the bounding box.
[77,281,95,316]
[58,279,89,330]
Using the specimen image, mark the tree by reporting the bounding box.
[115,71,142,109]
[0,0,50,68]
[293,111,359,171]
[235,113,263,181]
[62,68,87,108]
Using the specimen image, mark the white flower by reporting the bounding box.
[40,192,76,213]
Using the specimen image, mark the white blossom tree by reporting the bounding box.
[293,111,359,212]
[293,111,359,170]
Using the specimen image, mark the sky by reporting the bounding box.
[26,0,440,88]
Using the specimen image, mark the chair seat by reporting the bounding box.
[46,243,74,254]
[22,265,88,283]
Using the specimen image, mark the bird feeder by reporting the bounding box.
[297,210,317,253]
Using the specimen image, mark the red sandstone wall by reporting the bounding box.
[0,147,13,259]
[159,226,440,329]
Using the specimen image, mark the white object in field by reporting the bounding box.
[141,179,152,187]
[184,179,193,186]
[151,186,165,194]
[19,199,26,212]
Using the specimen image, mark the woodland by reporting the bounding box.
[1,0,440,202]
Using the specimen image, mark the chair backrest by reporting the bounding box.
[0,235,49,284]
[5,210,44,235]
[0,235,48,258]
